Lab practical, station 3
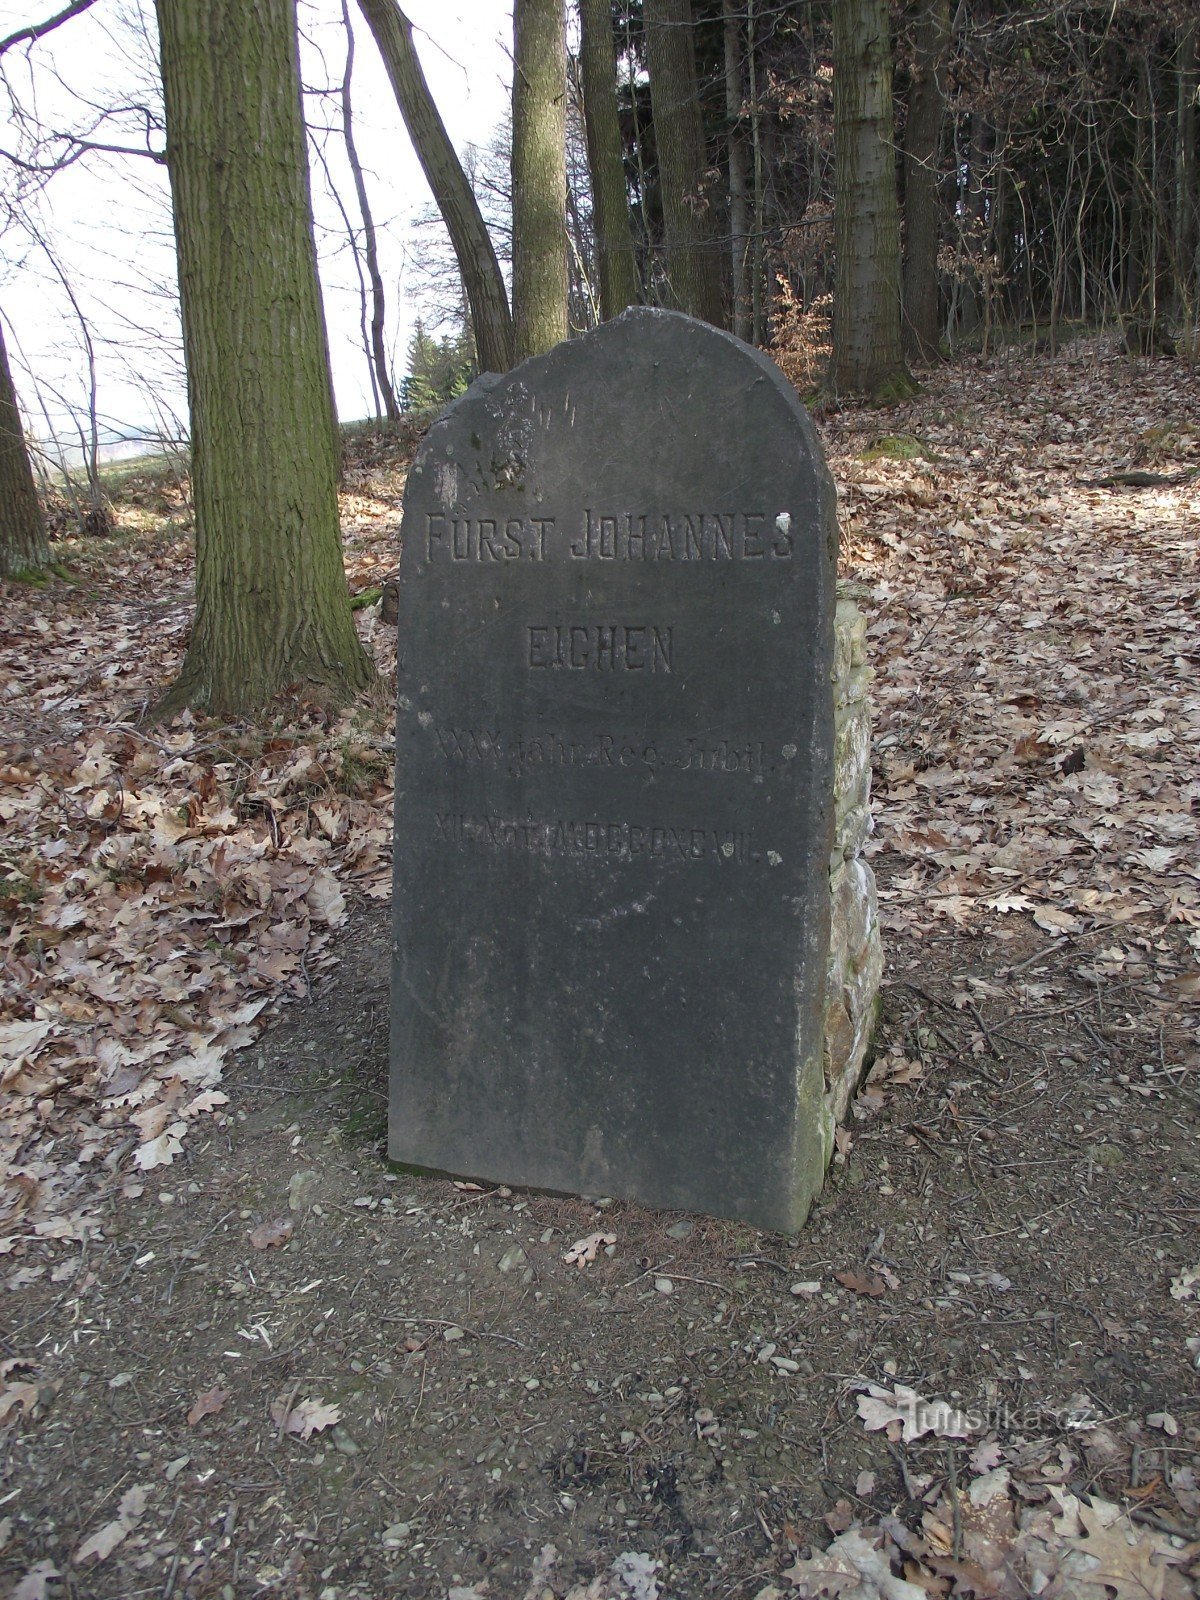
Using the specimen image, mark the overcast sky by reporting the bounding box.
[0,0,513,458]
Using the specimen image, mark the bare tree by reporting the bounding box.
[358,0,514,373]
[340,0,399,419]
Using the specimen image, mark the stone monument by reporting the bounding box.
[389,308,879,1230]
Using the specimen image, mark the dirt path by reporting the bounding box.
[5,881,1199,1597]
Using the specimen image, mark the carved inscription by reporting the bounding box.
[527,624,673,672]
[430,725,773,777]
[425,508,794,564]
[432,811,766,865]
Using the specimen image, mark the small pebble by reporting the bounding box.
[654,1277,674,1295]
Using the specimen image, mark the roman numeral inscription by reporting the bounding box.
[429,725,773,777]
[431,812,761,865]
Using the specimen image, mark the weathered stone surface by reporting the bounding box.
[835,803,872,862]
[834,700,871,812]
[823,595,882,1121]
[390,308,838,1230]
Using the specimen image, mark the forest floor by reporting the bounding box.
[2,335,1199,1600]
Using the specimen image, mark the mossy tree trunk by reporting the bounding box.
[831,0,914,398]
[0,311,50,579]
[155,0,373,716]
[512,0,569,358]
[902,0,950,362]
[645,0,723,325]
[579,0,639,320]
[358,0,514,374]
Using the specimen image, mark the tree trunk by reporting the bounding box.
[512,0,569,358]
[902,0,949,361]
[0,311,49,579]
[1175,16,1198,334]
[831,0,912,397]
[748,0,764,343]
[155,0,373,715]
[358,0,514,374]
[578,0,638,320]
[645,0,723,324]
[342,0,399,419]
[723,0,750,341]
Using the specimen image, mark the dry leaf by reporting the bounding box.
[610,1552,661,1599]
[73,1484,149,1565]
[133,1126,184,1170]
[563,1231,616,1268]
[856,1383,975,1444]
[248,1216,294,1250]
[186,1385,229,1426]
[1031,905,1083,935]
[0,1381,40,1424]
[520,1544,559,1600]
[781,1528,929,1597]
[271,1394,340,1440]
[1168,1264,1199,1300]
[12,1563,60,1600]
[825,1498,855,1534]
[836,1268,888,1298]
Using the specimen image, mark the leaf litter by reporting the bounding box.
[3,346,1200,1598]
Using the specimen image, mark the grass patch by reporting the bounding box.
[859,433,933,463]
[869,369,921,406]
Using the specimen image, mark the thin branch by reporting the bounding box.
[0,0,100,58]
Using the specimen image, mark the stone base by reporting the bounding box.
[823,588,883,1130]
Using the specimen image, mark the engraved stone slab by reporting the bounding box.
[390,308,838,1230]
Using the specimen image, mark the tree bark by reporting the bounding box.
[1175,16,1198,331]
[358,0,514,374]
[902,0,949,361]
[155,0,373,716]
[341,0,399,419]
[748,0,764,343]
[512,0,569,357]
[578,0,638,320]
[723,0,750,341]
[0,311,50,579]
[645,0,723,325]
[831,0,912,397]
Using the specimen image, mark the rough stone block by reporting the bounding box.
[390,309,838,1231]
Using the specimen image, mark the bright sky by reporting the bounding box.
[0,0,513,458]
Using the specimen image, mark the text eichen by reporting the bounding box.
[527,623,673,672]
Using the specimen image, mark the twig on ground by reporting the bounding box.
[381,1315,525,1349]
